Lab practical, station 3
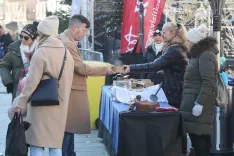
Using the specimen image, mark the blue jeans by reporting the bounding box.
[30,145,62,156]
[62,132,76,156]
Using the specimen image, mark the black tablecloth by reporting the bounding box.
[117,111,187,156]
[98,86,187,156]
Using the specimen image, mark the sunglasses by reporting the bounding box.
[19,34,29,41]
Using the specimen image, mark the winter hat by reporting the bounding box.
[186,24,207,44]
[153,29,161,36]
[37,15,59,36]
[21,21,39,40]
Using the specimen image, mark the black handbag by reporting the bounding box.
[30,48,67,106]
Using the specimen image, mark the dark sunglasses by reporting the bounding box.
[19,34,29,41]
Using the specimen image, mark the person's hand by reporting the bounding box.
[6,83,13,94]
[192,103,203,116]
[122,65,130,74]
[107,66,116,75]
[14,106,23,113]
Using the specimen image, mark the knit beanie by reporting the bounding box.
[186,24,207,44]
[153,29,161,36]
[21,21,39,40]
[37,15,59,36]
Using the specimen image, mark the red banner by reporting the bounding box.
[120,0,166,53]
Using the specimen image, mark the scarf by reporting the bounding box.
[17,40,37,96]
[20,40,37,67]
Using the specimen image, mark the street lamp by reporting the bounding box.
[209,0,226,31]
[209,0,226,68]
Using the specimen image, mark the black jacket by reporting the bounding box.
[144,44,164,85]
[130,42,189,108]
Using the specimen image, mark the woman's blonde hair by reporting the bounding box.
[165,22,187,44]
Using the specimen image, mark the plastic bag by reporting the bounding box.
[5,112,28,156]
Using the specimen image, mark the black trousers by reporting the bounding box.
[189,134,211,156]
[62,132,76,156]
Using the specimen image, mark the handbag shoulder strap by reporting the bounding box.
[58,48,67,81]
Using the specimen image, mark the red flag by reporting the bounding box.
[120,0,166,53]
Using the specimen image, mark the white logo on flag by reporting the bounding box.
[125,26,138,52]
[134,0,150,16]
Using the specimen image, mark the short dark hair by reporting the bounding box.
[0,25,2,29]
[69,14,90,28]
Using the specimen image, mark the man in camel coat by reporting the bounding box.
[60,14,115,156]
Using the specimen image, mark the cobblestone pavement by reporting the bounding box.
[0,79,109,156]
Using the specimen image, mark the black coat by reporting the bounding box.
[130,42,189,108]
[144,44,164,85]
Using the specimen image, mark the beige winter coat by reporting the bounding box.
[16,36,74,148]
[60,29,109,134]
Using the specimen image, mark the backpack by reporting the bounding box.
[215,72,229,107]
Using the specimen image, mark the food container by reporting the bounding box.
[112,66,124,73]
[135,101,160,111]
[113,80,132,89]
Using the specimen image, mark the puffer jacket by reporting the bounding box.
[0,40,23,100]
[130,42,189,108]
[180,37,218,135]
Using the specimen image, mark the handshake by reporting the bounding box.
[107,65,130,75]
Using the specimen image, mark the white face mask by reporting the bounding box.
[154,43,164,54]
[155,43,163,49]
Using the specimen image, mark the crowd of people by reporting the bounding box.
[0,14,219,156]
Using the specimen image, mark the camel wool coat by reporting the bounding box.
[60,29,109,134]
[16,36,74,148]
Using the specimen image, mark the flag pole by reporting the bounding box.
[138,0,145,58]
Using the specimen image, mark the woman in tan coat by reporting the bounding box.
[15,16,74,156]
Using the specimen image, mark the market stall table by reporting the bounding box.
[98,86,186,156]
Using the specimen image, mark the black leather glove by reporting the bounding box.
[6,83,13,93]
